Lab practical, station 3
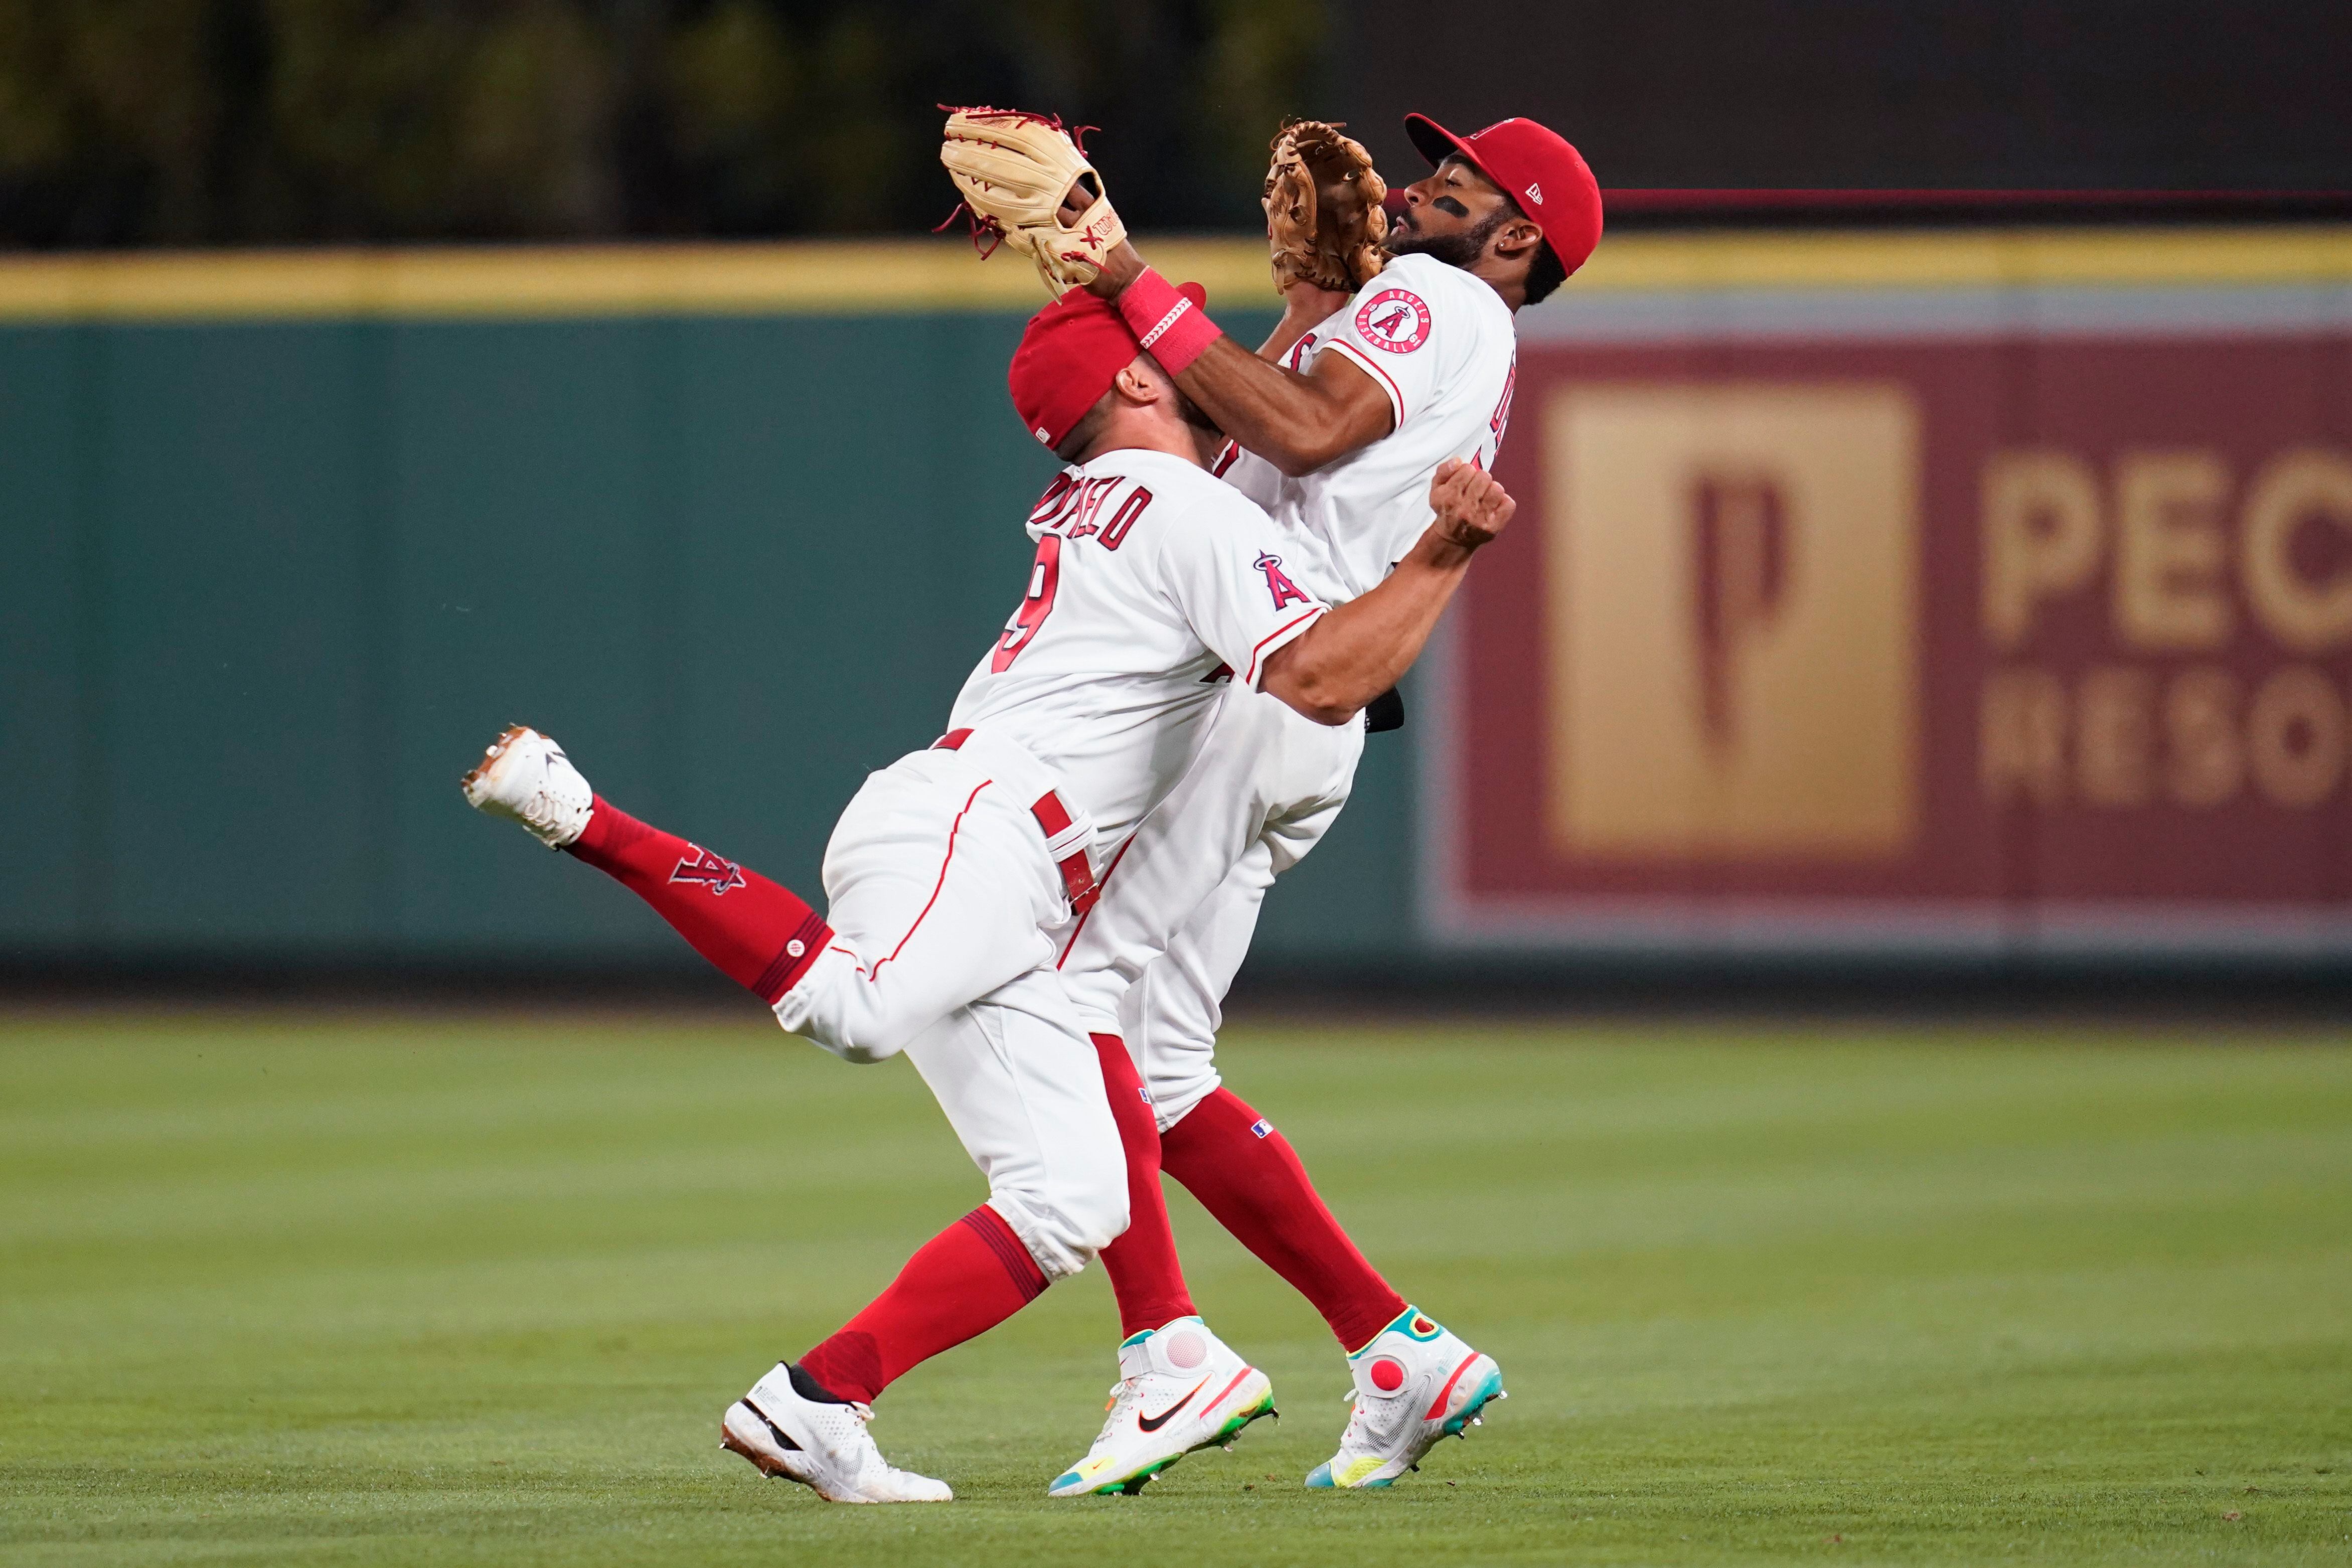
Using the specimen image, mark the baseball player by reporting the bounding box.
[943,110,1600,1493]
[459,284,1518,1502]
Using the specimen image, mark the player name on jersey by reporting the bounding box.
[950,448,1327,851]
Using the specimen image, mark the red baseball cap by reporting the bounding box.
[1009,282,1208,451]
[1403,114,1603,277]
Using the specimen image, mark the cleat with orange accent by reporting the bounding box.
[1047,1317,1275,1497]
[1305,1307,1504,1489]
[460,724,593,848]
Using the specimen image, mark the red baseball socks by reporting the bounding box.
[1161,1087,1407,1352]
[1091,1034,1200,1337]
[564,796,830,1003]
[797,1205,1048,1404]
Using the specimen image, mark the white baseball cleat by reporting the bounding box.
[1305,1307,1505,1489]
[720,1362,952,1504]
[1047,1316,1276,1497]
[459,724,593,849]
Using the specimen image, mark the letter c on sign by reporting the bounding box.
[2242,450,2352,652]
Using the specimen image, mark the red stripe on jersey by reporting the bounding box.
[1319,337,1406,428]
[1241,606,1327,687]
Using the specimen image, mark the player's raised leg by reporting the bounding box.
[461,724,830,1002]
[464,724,1128,1502]
[463,723,1079,1066]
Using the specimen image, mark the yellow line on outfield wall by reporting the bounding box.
[0,240,1281,321]
[0,227,2347,322]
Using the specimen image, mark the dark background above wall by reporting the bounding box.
[1335,1,2352,192]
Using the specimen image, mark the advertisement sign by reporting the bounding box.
[1434,307,2352,953]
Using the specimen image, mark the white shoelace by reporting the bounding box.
[1091,1378,1144,1450]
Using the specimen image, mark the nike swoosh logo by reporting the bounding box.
[740,1397,803,1451]
[1135,1379,1208,1433]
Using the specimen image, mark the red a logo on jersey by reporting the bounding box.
[1256,552,1311,610]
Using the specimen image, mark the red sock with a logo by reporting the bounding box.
[1160,1087,1407,1351]
[798,1205,1049,1403]
[1091,1033,1199,1337]
[565,796,830,1003]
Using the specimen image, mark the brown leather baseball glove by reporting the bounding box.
[1263,120,1388,293]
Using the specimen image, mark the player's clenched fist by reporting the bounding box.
[1426,457,1516,553]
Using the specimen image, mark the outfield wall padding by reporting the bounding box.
[0,302,1420,970]
[6,231,2350,973]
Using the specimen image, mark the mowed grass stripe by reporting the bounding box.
[1,1012,2346,1566]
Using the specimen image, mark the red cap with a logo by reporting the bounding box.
[1009,281,1209,450]
[1403,114,1603,277]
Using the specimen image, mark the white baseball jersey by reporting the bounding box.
[770,444,1328,1283]
[946,446,1330,848]
[1219,250,1519,602]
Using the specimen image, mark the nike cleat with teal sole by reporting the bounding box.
[1048,1316,1277,1497]
[1306,1306,1505,1489]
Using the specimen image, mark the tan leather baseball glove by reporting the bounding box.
[1263,120,1388,293]
[940,106,1128,294]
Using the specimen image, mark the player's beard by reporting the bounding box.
[1386,206,1509,270]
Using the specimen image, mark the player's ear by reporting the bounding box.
[1493,218,1545,266]
[1113,358,1165,407]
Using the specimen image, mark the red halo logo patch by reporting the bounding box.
[1369,1356,1407,1392]
[1355,288,1432,353]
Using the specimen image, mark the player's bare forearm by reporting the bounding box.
[1170,337,1391,477]
[1262,461,1515,724]
[1265,548,1468,723]
[1084,230,1386,475]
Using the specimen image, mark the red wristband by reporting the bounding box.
[1116,269,1221,376]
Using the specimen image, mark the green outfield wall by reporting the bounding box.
[9,230,2351,977]
[0,249,1416,971]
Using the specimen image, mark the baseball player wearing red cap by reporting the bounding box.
[458,285,1518,1502]
[964,114,1599,1496]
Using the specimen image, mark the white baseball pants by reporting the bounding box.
[1059,684,1363,1130]
[773,734,1127,1281]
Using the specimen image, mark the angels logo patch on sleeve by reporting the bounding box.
[1355,287,1432,353]
[1256,552,1311,609]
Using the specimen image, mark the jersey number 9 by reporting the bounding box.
[991,535,1063,674]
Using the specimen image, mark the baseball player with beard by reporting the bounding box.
[458,283,1517,1503]
[942,110,1601,1495]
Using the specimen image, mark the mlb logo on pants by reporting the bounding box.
[1249,1118,1273,1139]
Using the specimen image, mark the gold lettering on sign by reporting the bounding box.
[2113,450,2232,650]
[1983,450,2102,650]
[2163,667,2243,807]
[1975,445,2352,814]
[1546,383,1919,859]
[2076,666,2154,806]
[2246,665,2345,806]
[2242,450,2352,652]
[1981,667,2068,805]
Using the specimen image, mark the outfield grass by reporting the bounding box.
[1,1009,2346,1565]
